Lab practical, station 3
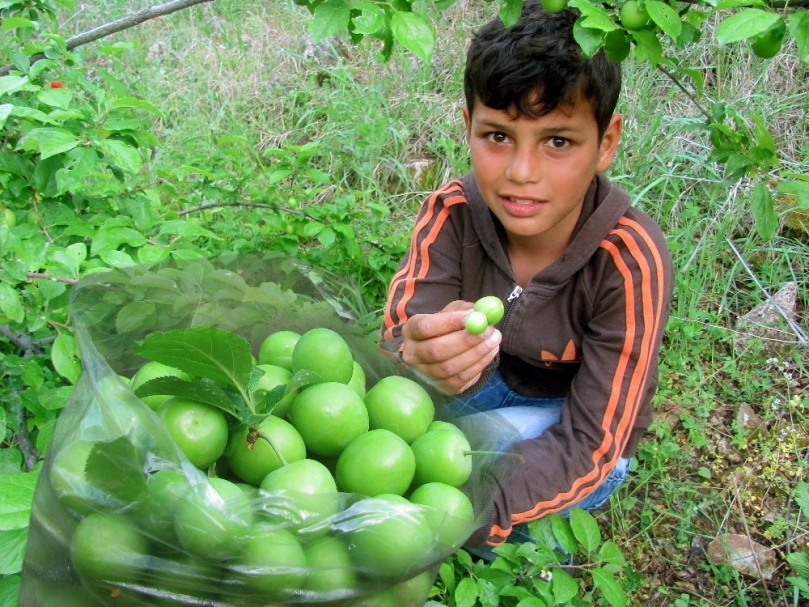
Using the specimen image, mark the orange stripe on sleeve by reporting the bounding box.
[509,225,661,524]
[381,181,465,341]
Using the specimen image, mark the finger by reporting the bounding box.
[422,331,500,382]
[403,322,497,368]
[441,300,474,313]
[424,340,500,395]
[402,310,469,342]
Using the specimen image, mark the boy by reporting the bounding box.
[379,1,674,549]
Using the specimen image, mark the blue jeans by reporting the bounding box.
[445,371,630,554]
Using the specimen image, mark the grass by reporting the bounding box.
[57,1,809,604]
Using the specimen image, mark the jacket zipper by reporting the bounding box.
[499,284,523,332]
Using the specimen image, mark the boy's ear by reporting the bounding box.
[596,114,623,173]
[462,105,471,135]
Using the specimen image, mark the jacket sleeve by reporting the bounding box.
[379,181,469,355]
[471,215,673,547]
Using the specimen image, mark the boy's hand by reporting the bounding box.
[400,301,501,395]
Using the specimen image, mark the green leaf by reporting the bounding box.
[100,249,136,269]
[84,436,148,506]
[33,154,62,196]
[17,127,79,160]
[317,226,337,249]
[438,560,456,595]
[550,567,578,602]
[253,384,287,416]
[98,139,142,174]
[159,220,219,240]
[267,168,293,184]
[134,376,237,417]
[592,567,627,607]
[36,386,73,411]
[286,369,323,393]
[109,96,167,120]
[599,539,627,566]
[751,182,777,241]
[0,104,12,130]
[0,573,20,607]
[631,29,664,66]
[0,528,27,575]
[55,147,101,195]
[134,326,254,390]
[549,514,577,555]
[794,480,809,516]
[36,88,73,110]
[9,106,54,125]
[752,114,776,154]
[0,76,28,98]
[725,152,754,178]
[302,221,326,238]
[310,0,351,42]
[516,597,549,607]
[138,245,171,265]
[715,0,767,7]
[570,507,601,551]
[2,17,36,31]
[676,21,702,46]
[50,242,86,278]
[0,284,24,324]
[455,576,479,607]
[569,0,616,32]
[778,180,809,207]
[573,23,605,57]
[788,11,809,65]
[646,1,682,40]
[116,301,157,333]
[21,360,44,390]
[352,1,386,35]
[391,11,434,63]
[35,419,56,458]
[499,0,523,28]
[51,333,81,384]
[0,470,39,531]
[787,551,809,578]
[716,9,781,45]
[675,64,704,92]
[0,460,19,484]
[787,575,809,599]
[90,226,147,256]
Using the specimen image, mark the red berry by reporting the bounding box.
[49,82,64,89]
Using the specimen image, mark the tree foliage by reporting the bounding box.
[299,0,808,240]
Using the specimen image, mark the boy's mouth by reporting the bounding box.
[501,195,546,217]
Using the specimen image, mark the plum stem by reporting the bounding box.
[252,429,289,466]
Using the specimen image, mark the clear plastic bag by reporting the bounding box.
[19,255,517,607]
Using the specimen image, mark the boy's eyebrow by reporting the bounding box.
[474,118,582,136]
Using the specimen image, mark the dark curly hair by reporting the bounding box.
[464,0,622,138]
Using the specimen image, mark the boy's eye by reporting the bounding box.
[487,132,508,143]
[548,136,569,148]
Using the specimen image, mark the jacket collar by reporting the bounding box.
[462,172,632,288]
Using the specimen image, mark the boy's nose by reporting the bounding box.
[505,147,540,184]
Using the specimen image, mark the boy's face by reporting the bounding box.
[463,95,622,251]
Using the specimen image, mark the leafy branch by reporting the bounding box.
[675,0,809,6]
[656,64,710,120]
[178,201,306,217]
[0,325,52,356]
[12,401,40,472]
[0,0,214,77]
